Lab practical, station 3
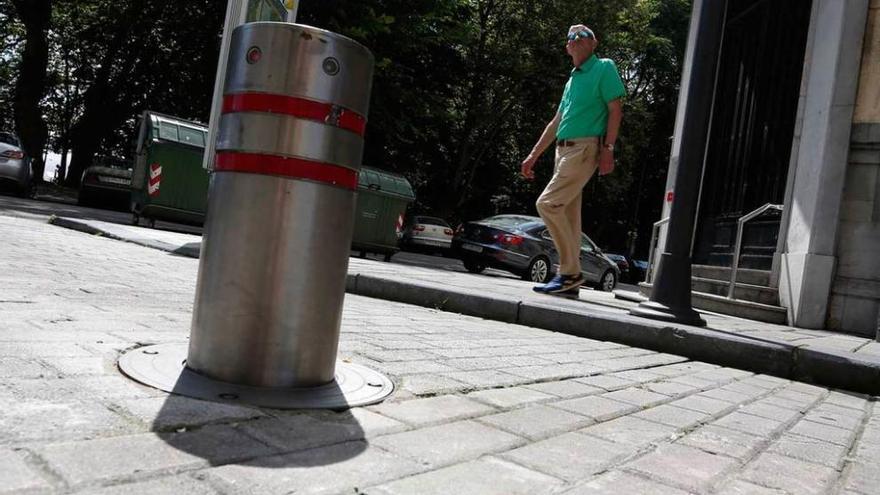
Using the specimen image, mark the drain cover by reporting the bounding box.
[118,343,394,410]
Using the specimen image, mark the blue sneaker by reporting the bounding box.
[533,275,564,293]
[537,274,585,294]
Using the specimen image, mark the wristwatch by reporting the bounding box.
[603,143,615,152]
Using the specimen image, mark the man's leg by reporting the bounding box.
[563,140,600,275]
[563,189,583,276]
[535,140,596,292]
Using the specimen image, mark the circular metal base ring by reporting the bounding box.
[118,343,394,410]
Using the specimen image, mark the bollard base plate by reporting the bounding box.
[118,343,394,410]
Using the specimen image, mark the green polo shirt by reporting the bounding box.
[556,55,626,139]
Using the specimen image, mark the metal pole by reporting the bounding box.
[203,0,249,171]
[630,0,727,327]
[285,0,299,22]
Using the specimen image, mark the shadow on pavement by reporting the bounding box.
[152,378,368,468]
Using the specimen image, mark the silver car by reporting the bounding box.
[0,132,31,196]
[400,215,454,254]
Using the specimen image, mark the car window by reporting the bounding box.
[540,229,552,241]
[0,132,20,147]
[482,215,540,230]
[580,234,595,252]
[416,217,449,227]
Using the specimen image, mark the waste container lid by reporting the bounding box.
[146,112,209,150]
[358,166,415,200]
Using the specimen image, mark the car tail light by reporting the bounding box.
[413,225,425,232]
[444,228,453,236]
[495,233,524,246]
[0,150,24,160]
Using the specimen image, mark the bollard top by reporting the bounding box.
[234,22,375,64]
[225,21,376,118]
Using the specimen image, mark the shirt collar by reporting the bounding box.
[572,55,598,74]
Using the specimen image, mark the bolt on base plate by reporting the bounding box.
[118,343,394,410]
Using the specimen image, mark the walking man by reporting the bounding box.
[521,24,625,295]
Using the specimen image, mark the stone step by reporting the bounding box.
[639,282,788,325]
[692,265,771,286]
[691,277,779,306]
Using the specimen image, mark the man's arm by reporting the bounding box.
[599,99,622,174]
[521,112,561,180]
[604,99,622,147]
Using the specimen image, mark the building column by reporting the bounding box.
[779,0,870,328]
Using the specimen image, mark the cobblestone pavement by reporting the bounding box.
[1,213,878,494]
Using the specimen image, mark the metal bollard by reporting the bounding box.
[188,22,374,388]
[118,23,393,409]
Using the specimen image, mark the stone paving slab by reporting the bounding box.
[46,215,880,395]
[0,210,878,494]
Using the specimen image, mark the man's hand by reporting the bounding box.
[598,148,614,176]
[521,154,537,180]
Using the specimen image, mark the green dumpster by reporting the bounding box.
[352,167,416,261]
[130,111,210,227]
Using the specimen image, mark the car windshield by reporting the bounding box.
[479,215,541,230]
[416,216,449,227]
[0,132,20,147]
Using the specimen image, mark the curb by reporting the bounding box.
[49,216,125,240]
[49,216,202,259]
[49,216,880,395]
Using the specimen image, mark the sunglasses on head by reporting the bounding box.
[567,30,594,42]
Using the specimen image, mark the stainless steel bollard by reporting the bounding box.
[188,23,375,388]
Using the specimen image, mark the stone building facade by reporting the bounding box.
[656,0,880,338]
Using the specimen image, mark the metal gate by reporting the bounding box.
[692,0,812,269]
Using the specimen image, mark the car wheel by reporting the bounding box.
[596,270,617,292]
[463,259,486,274]
[524,256,551,283]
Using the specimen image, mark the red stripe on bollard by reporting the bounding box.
[222,93,367,136]
[215,152,358,190]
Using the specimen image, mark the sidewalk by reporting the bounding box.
[50,216,880,395]
[1,212,879,494]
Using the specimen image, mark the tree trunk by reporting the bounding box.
[11,0,52,185]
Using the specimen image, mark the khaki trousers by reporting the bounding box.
[535,137,600,276]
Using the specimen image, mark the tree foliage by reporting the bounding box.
[1,0,691,255]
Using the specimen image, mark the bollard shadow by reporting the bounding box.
[150,375,368,468]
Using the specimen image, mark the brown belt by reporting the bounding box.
[557,139,579,147]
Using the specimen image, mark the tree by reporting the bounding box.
[10,0,51,183]
[0,0,691,256]
[61,0,223,187]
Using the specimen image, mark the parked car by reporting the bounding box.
[399,215,454,254]
[451,214,620,291]
[0,132,32,197]
[631,259,648,283]
[78,156,133,210]
[604,253,631,283]
[604,252,649,284]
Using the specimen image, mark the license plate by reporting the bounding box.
[462,243,482,253]
[99,176,130,186]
